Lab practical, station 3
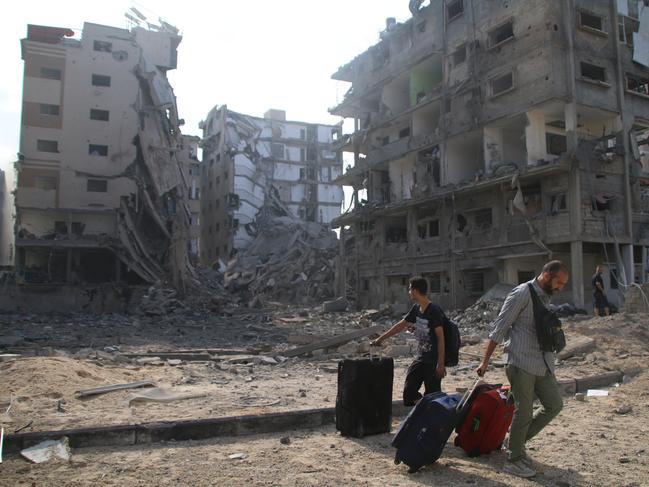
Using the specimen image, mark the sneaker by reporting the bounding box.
[520,452,533,469]
[503,459,536,479]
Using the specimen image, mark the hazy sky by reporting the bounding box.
[1,0,414,173]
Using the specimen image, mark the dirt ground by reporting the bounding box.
[1,310,648,486]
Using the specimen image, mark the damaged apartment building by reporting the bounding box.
[16,22,195,290]
[331,0,649,311]
[199,107,344,265]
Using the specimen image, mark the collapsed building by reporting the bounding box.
[331,0,649,311]
[199,107,344,266]
[15,22,194,291]
[178,135,202,263]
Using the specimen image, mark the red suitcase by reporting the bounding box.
[454,384,514,457]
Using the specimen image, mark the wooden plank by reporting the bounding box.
[281,325,384,358]
[557,335,596,360]
[75,380,155,398]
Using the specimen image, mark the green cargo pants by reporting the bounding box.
[505,364,563,461]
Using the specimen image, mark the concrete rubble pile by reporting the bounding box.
[224,208,339,305]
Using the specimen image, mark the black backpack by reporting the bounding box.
[441,312,461,367]
[527,284,566,353]
[424,304,462,366]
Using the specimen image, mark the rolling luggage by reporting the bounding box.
[335,355,394,438]
[391,391,463,473]
[454,383,514,457]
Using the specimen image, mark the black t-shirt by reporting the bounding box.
[404,303,444,363]
[592,274,604,296]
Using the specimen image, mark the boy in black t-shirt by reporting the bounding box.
[371,276,446,406]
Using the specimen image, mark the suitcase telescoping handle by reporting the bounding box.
[369,344,383,361]
[456,378,484,412]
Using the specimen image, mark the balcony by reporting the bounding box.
[16,187,57,209]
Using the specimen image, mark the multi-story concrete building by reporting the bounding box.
[199,106,344,265]
[16,22,192,286]
[331,0,649,311]
[179,135,201,262]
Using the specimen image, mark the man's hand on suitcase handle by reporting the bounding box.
[475,361,489,377]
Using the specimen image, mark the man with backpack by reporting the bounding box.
[372,276,458,406]
[475,260,569,479]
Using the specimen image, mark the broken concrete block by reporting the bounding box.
[135,357,163,365]
[557,335,596,360]
[254,356,278,365]
[323,297,348,313]
[21,437,71,463]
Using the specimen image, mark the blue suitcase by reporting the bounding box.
[391,391,463,473]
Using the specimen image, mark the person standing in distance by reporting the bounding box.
[592,265,610,316]
[371,276,446,406]
[475,260,569,479]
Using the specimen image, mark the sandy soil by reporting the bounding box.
[2,368,648,486]
[1,312,648,486]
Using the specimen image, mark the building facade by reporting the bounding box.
[16,22,192,286]
[331,0,649,311]
[199,106,344,265]
[178,135,201,262]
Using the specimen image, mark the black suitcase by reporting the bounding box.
[335,356,394,437]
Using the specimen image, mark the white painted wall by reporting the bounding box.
[388,155,415,201]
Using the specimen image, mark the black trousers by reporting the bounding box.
[403,358,441,406]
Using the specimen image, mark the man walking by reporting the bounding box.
[592,265,610,316]
[371,276,446,406]
[476,260,569,478]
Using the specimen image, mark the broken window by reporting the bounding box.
[54,221,67,234]
[271,143,285,159]
[578,10,606,34]
[426,273,443,294]
[71,222,85,236]
[463,270,485,294]
[549,193,567,215]
[399,127,411,139]
[627,73,649,96]
[517,270,535,284]
[456,213,468,232]
[386,219,408,243]
[490,72,514,97]
[618,15,639,46]
[473,208,493,230]
[447,0,464,21]
[417,21,427,33]
[489,20,514,47]
[452,44,467,66]
[419,219,440,239]
[37,139,59,153]
[546,133,567,156]
[93,40,113,52]
[89,144,108,156]
[363,279,370,292]
[91,74,111,87]
[581,62,606,83]
[40,104,59,116]
[90,109,110,121]
[87,179,107,192]
[381,135,390,146]
[226,193,240,208]
[40,67,61,80]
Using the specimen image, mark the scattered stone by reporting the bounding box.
[574,393,585,402]
[619,457,631,464]
[614,405,633,415]
[135,357,163,365]
[299,389,307,398]
[167,359,182,366]
[21,437,71,463]
[280,436,291,445]
[229,453,247,460]
[323,297,348,313]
